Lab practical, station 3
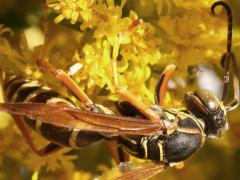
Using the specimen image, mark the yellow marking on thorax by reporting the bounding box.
[177,127,202,134]
[24,87,51,102]
[121,136,137,145]
[5,78,26,96]
[141,138,148,158]
[35,120,42,135]
[176,111,206,146]
[157,141,164,161]
[219,101,227,116]
[69,128,80,147]
[95,104,114,115]
[162,110,179,135]
[200,134,206,147]
[177,111,205,134]
[47,97,76,108]
[11,80,41,102]
[164,111,176,120]
[120,144,138,155]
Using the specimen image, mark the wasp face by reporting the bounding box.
[184,89,228,138]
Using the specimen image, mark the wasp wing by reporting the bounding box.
[0,102,164,136]
[99,161,166,180]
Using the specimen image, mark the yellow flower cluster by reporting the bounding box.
[173,0,217,10]
[48,0,162,104]
[158,0,227,70]
[46,0,230,106]
[0,26,78,179]
[48,0,94,24]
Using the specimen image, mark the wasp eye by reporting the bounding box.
[213,111,225,126]
[213,116,220,125]
[194,90,220,112]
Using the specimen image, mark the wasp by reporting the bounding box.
[0,1,239,179]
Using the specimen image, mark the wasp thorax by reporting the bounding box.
[184,89,228,138]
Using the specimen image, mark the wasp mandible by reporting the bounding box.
[0,1,239,179]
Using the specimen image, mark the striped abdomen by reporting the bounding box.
[3,74,104,148]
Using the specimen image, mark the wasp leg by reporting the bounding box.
[37,143,62,155]
[117,146,129,163]
[115,101,142,117]
[39,0,49,60]
[154,64,176,106]
[220,53,231,101]
[105,142,119,164]
[112,61,160,121]
[105,142,129,165]
[36,60,94,110]
[42,0,48,38]
[12,115,62,156]
[226,54,240,111]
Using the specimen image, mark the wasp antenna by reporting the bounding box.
[211,1,232,54]
[211,1,233,101]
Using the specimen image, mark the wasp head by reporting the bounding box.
[184,89,228,138]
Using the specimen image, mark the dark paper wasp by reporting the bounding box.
[0,1,239,179]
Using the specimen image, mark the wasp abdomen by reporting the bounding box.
[3,74,104,148]
[164,131,202,163]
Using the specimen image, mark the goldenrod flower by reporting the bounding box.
[48,0,94,24]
